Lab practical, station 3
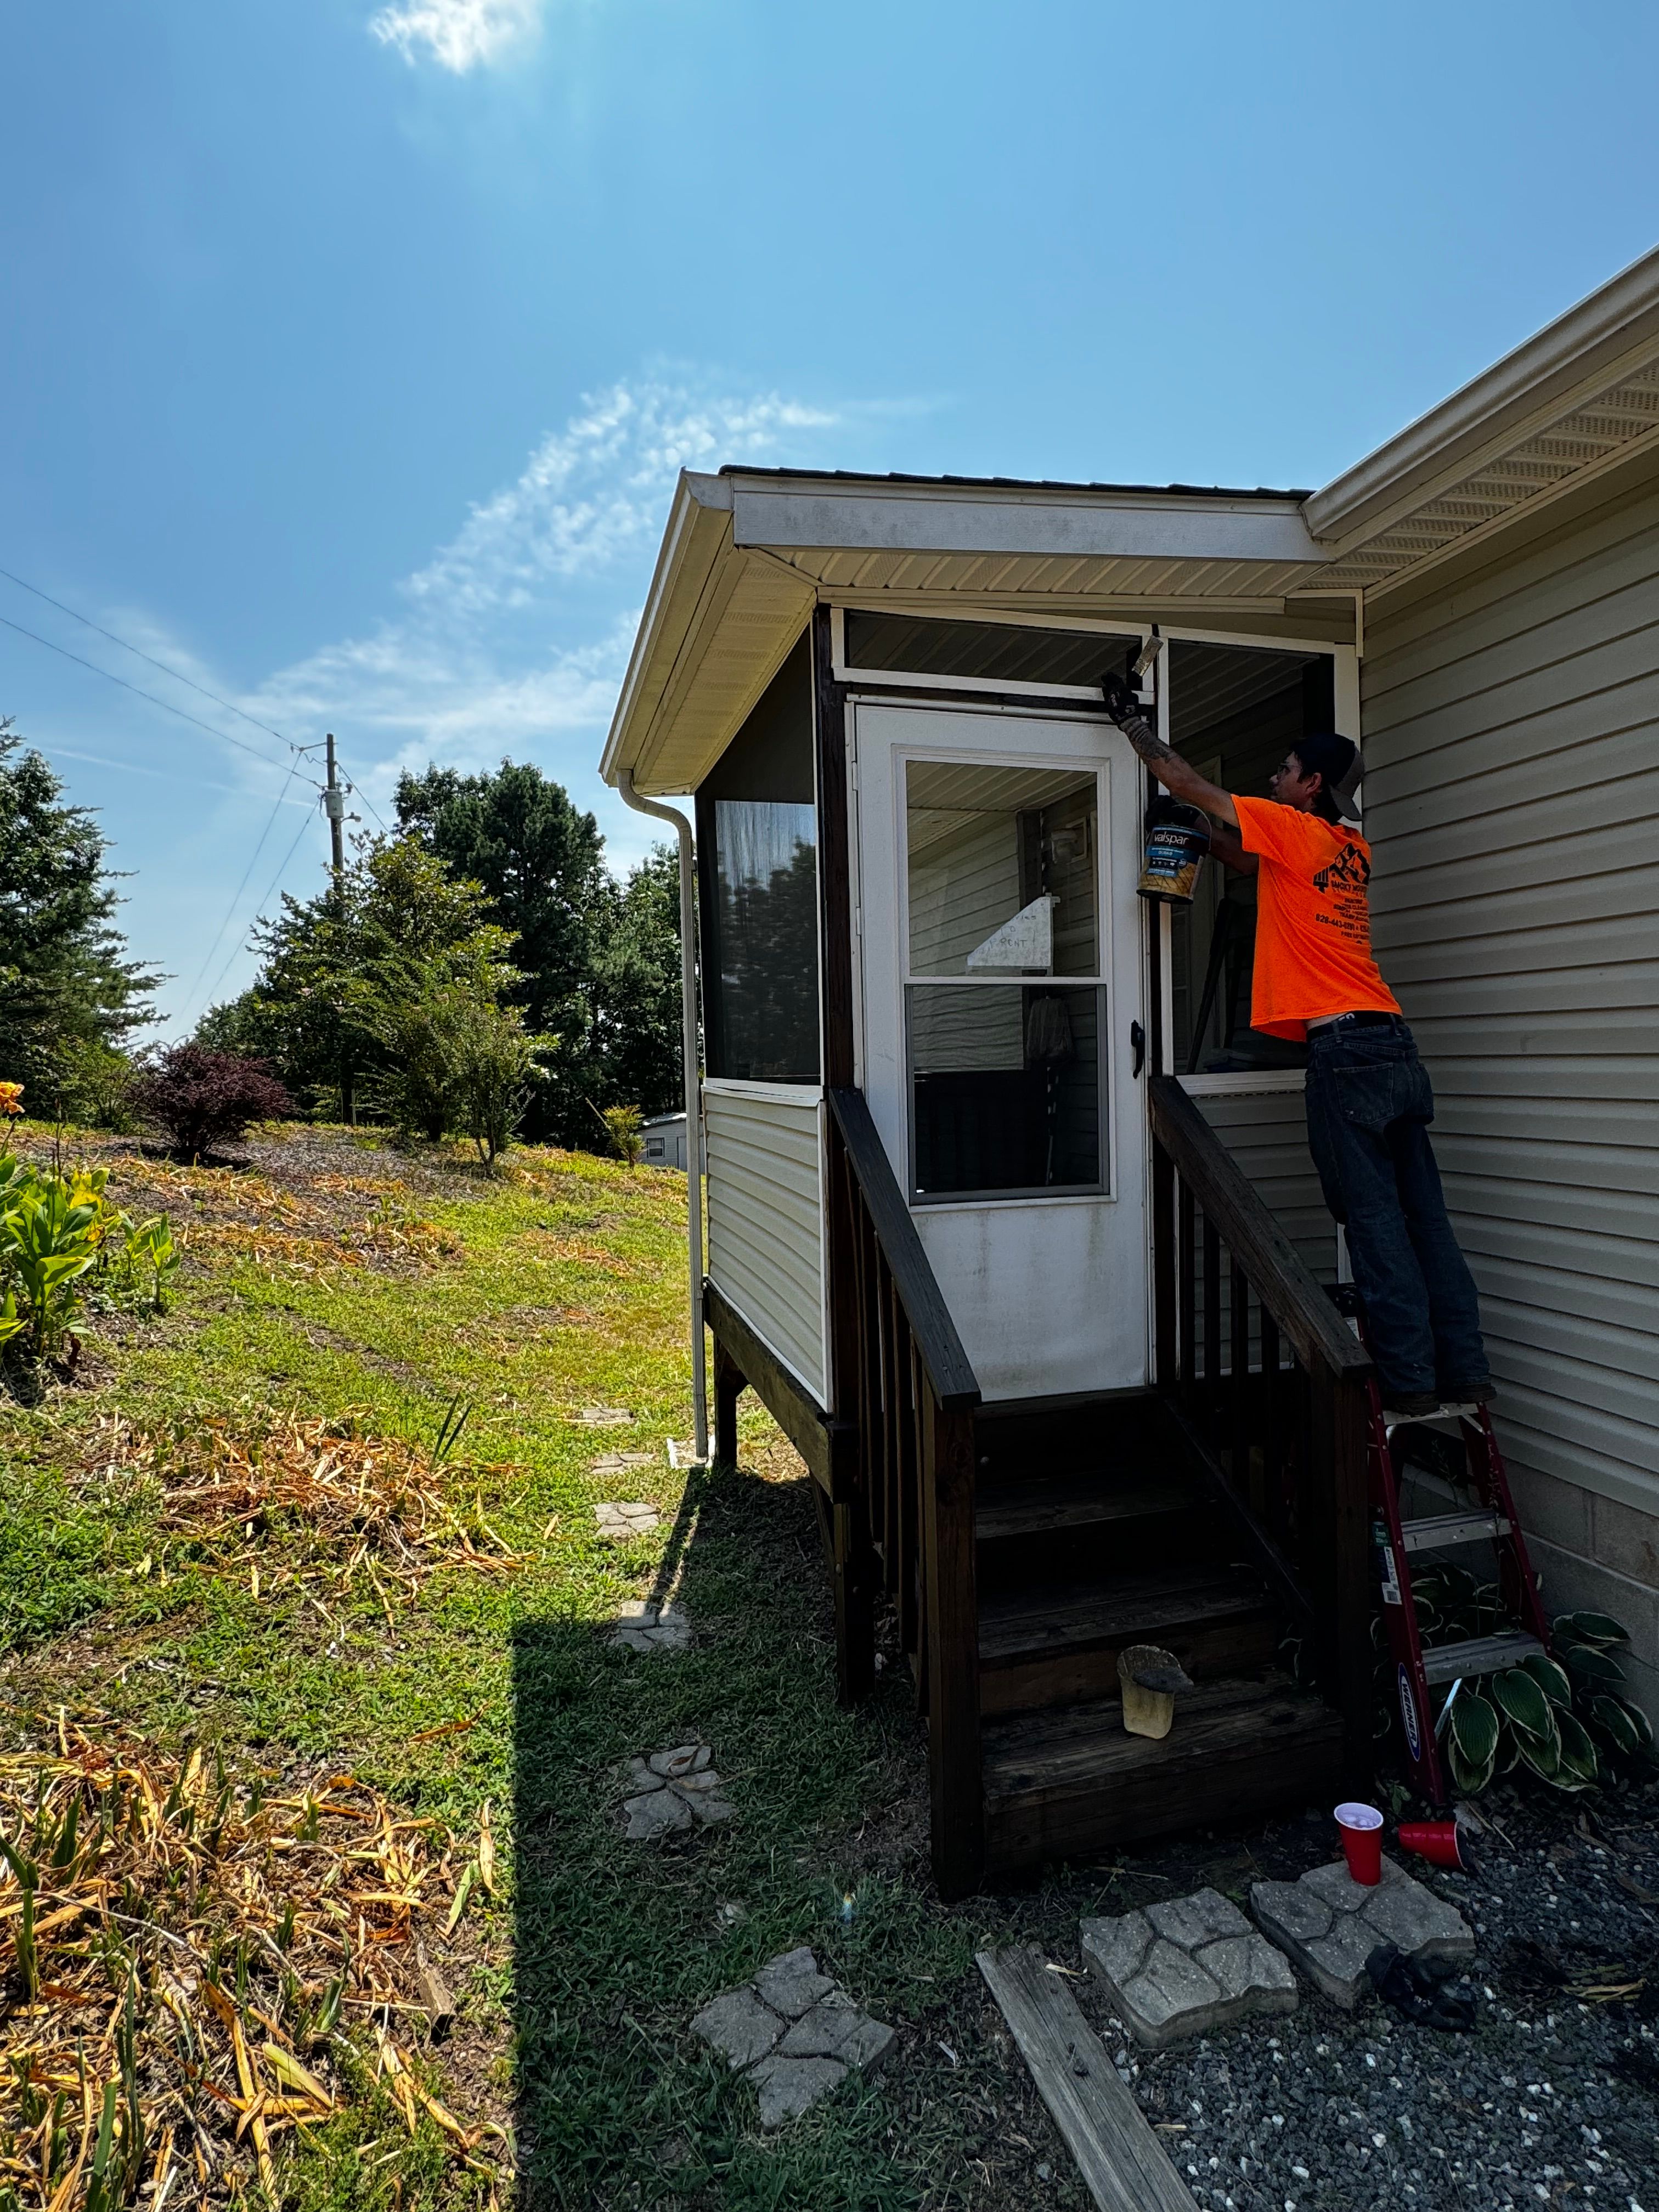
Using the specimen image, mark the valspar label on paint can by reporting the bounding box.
[1397,1663,1422,1762]
[1137,805,1210,906]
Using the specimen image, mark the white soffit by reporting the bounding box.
[1300,244,1659,599]
[604,473,1338,793]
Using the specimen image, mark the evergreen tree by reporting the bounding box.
[396,760,682,1143]
[0,720,158,1109]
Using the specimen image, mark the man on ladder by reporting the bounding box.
[1103,678,1492,1423]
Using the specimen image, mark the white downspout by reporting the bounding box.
[617,772,708,1460]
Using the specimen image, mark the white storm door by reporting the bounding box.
[854,701,1149,1400]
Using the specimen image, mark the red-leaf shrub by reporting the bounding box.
[132,1045,292,1159]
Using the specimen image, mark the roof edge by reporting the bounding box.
[720,465,1312,503]
[599,472,730,787]
[1307,244,1659,542]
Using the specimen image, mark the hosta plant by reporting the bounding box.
[1410,1565,1653,1795]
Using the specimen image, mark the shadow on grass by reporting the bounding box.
[509,1455,989,2210]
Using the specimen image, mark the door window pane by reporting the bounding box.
[906,761,1097,978]
[909,985,1102,1197]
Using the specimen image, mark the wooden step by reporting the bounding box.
[975,1464,1204,1543]
[978,1562,1278,1718]
[983,1674,1344,1874]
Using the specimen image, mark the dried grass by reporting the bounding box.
[99,1159,460,1281]
[0,1720,507,2207]
[94,1417,521,1612]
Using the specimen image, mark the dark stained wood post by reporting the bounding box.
[1152,1138,1177,1391]
[1230,1260,1251,1502]
[1324,1368,1374,1789]
[713,1340,745,1468]
[923,1390,984,1898]
[1177,1182,1196,1401]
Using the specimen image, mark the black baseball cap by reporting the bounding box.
[1293,732,1362,816]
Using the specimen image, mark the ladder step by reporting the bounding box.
[1400,1509,1510,1554]
[1420,1630,1544,1685]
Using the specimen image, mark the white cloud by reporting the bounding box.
[243,377,842,812]
[369,0,542,73]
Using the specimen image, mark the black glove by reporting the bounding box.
[1100,672,1139,724]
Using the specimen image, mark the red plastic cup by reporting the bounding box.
[1397,1819,1469,1872]
[1335,1801,1384,1886]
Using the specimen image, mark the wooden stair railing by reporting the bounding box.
[826,1087,984,1897]
[1148,1076,1374,1785]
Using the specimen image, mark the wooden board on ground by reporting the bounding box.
[977,1944,1198,2212]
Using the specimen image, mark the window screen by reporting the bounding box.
[1166,644,1333,1076]
[696,632,821,1083]
[904,759,1105,1200]
[846,611,1135,691]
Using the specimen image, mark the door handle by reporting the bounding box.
[1130,1020,1146,1078]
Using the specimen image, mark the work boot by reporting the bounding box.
[1440,1379,1496,1408]
[1381,1390,1441,1421]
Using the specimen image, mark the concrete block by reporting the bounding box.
[1081,1887,1297,2050]
[1589,1494,1659,1589]
[689,1949,893,2127]
[1251,1854,1473,2010]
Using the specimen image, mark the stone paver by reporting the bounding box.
[595,1500,660,1540]
[690,1948,894,2127]
[1081,1886,1297,2050]
[619,1743,735,1838]
[1250,1853,1474,2009]
[608,1599,691,1654]
[591,1451,657,1475]
[579,1406,634,1426]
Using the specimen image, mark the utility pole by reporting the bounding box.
[324,732,346,876]
[323,733,355,1126]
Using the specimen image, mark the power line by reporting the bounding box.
[195,805,317,1019]
[326,740,391,834]
[0,608,315,782]
[0,563,394,833]
[182,760,305,1018]
[0,564,301,756]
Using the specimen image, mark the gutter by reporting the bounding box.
[616,773,708,1462]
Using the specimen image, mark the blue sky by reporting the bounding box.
[2,0,1656,1035]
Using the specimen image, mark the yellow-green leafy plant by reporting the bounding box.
[0,1167,101,1357]
[598,1102,644,1167]
[0,1152,176,1361]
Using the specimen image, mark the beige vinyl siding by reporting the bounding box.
[1362,474,1659,1717]
[704,1084,828,1406]
[1186,1081,1335,1287]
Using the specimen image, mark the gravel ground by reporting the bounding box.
[1066,1784,1659,2212]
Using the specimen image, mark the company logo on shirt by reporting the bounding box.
[1312,843,1371,895]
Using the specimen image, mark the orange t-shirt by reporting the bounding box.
[1232,797,1400,1042]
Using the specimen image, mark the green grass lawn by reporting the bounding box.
[0,1122,1099,2212]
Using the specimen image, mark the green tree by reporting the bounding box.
[587,844,684,1119]
[0,721,157,1111]
[200,836,545,1144]
[395,761,606,1139]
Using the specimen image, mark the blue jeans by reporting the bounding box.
[1304,1017,1490,1398]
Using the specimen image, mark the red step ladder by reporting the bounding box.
[1365,1384,1552,1806]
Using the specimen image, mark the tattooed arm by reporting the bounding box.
[1101,676,1239,831]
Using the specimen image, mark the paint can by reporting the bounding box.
[1137,800,1211,906]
